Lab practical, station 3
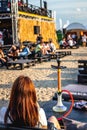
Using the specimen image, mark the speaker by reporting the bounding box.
[63,28,66,35]
[34,26,40,34]
[43,1,47,9]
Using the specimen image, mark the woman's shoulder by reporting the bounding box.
[38,107,47,127]
[39,107,45,112]
[38,107,47,117]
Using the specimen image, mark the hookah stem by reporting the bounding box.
[58,68,61,92]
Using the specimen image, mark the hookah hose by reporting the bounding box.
[57,89,74,121]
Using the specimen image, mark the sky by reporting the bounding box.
[25,0,87,30]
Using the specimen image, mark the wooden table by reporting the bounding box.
[41,100,87,122]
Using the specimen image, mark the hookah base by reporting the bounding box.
[53,105,67,112]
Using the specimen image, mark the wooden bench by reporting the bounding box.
[57,51,71,56]
[78,74,87,84]
[2,45,12,55]
[34,55,51,63]
[78,60,87,74]
[50,53,65,59]
[50,51,71,59]
[8,55,30,61]
[78,60,87,84]
[7,59,35,70]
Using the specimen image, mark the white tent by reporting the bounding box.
[66,22,86,31]
[65,22,87,38]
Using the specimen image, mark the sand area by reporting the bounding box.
[0,46,87,107]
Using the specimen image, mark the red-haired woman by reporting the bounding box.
[0,75,60,129]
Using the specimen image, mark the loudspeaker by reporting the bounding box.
[34,26,40,34]
[63,28,66,35]
[43,1,47,9]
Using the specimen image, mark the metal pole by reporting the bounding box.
[11,0,18,44]
[40,0,42,8]
[15,1,18,44]
[26,0,28,6]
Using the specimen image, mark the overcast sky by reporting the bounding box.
[26,0,87,30]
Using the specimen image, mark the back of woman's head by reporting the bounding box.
[4,75,39,127]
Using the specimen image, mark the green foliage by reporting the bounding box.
[56,30,63,42]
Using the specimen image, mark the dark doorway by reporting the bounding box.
[0,18,13,45]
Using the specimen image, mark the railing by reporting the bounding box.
[0,1,52,18]
[18,4,52,18]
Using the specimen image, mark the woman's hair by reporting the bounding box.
[4,75,39,127]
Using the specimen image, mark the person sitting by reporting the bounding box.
[0,75,60,129]
[62,37,69,48]
[18,44,31,57]
[44,42,51,54]
[0,47,8,67]
[68,39,77,48]
[36,34,43,44]
[35,39,47,57]
[8,45,20,58]
[48,39,56,53]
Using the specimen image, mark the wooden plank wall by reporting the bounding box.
[18,18,59,48]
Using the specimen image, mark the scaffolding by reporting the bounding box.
[11,0,18,44]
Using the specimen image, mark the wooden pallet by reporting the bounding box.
[50,51,71,59]
[78,73,87,84]
[7,59,35,70]
[78,60,87,74]
[78,60,87,84]
[33,55,51,63]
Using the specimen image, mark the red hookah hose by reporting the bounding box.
[57,89,74,121]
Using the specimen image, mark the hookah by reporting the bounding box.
[51,58,74,120]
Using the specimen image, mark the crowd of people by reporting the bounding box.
[35,35,56,57]
[0,34,56,67]
[59,33,78,49]
[59,33,87,49]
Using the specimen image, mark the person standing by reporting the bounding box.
[82,34,87,47]
[0,31,4,46]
